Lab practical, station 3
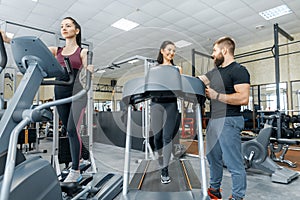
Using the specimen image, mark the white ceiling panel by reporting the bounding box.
[143,17,169,27]
[0,4,30,22]
[175,17,201,30]
[226,6,258,20]
[103,1,134,18]
[68,2,101,20]
[39,0,77,10]
[126,10,153,24]
[32,4,64,17]
[158,9,187,24]
[91,11,119,25]
[201,0,225,7]
[213,0,248,14]
[117,0,149,9]
[139,0,170,17]
[235,15,268,31]
[287,0,300,11]
[173,0,208,15]
[205,16,233,29]
[83,19,109,32]
[25,14,57,29]
[0,0,299,79]
[192,8,223,23]
[246,0,285,12]
[218,22,244,34]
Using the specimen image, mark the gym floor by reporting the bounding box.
[33,138,300,200]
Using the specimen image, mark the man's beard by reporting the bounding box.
[214,53,224,67]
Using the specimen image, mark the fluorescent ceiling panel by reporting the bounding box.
[111,18,139,31]
[174,40,192,48]
[259,5,292,20]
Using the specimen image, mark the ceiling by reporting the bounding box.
[1,0,300,80]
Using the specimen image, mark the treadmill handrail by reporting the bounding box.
[122,66,206,105]
[25,51,92,122]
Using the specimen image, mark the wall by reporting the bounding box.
[4,32,300,107]
[236,32,300,85]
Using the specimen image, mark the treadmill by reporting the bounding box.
[121,66,208,200]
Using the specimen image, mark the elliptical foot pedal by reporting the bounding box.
[80,161,91,173]
[60,182,80,196]
[60,175,93,196]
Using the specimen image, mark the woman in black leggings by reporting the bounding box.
[49,17,93,183]
[1,17,93,183]
[151,40,182,184]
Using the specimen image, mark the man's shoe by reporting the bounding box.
[207,187,222,199]
[228,195,243,200]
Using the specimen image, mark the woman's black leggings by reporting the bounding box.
[150,101,178,168]
[55,84,87,170]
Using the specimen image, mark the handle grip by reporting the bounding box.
[85,51,93,90]
[87,51,93,65]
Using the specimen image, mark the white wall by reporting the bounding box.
[5,32,300,107]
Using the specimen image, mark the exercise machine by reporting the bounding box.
[0,36,122,200]
[269,113,300,168]
[242,114,299,184]
[121,65,208,199]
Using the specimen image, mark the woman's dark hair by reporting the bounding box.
[63,16,82,47]
[157,40,175,65]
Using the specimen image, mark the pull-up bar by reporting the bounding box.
[274,23,294,111]
[96,55,156,72]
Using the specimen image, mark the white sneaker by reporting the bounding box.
[161,168,171,184]
[161,175,171,184]
[63,169,82,183]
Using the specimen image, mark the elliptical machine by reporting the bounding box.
[0,35,94,200]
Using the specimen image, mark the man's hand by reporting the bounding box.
[205,86,218,100]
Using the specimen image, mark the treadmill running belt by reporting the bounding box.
[129,159,201,192]
[141,160,189,192]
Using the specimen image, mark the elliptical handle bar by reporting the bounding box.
[34,51,93,112]
[41,57,75,86]
[85,51,93,91]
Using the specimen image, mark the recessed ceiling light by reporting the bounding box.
[32,0,38,2]
[174,40,192,48]
[259,4,292,20]
[111,18,139,31]
[255,25,265,30]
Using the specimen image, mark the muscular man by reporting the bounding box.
[199,36,250,200]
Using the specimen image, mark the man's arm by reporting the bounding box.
[198,75,210,86]
[217,83,250,105]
